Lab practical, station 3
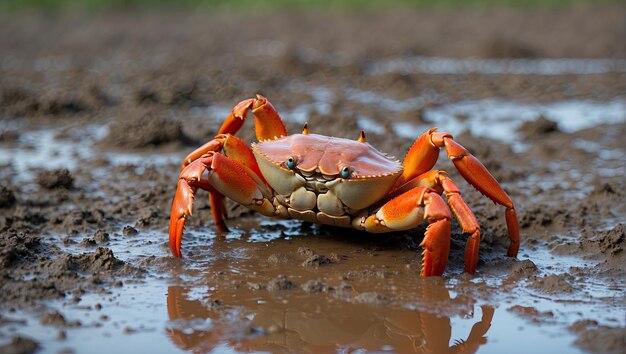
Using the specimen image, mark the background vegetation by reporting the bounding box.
[2,0,619,12]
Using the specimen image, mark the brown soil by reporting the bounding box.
[0,5,625,354]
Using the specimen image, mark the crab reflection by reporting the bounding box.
[166,281,494,354]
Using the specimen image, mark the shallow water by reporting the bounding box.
[4,220,618,354]
[393,99,626,140]
[367,56,626,75]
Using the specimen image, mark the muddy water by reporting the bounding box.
[0,221,610,354]
[1,8,626,354]
[1,95,624,353]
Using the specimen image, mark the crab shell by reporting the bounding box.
[252,134,403,213]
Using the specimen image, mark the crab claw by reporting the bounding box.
[170,179,194,257]
[169,157,207,257]
[169,151,273,257]
[359,187,452,276]
[169,154,215,257]
[218,95,287,141]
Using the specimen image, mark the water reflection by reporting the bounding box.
[166,283,494,353]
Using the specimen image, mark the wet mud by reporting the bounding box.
[1,5,625,354]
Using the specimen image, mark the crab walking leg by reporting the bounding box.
[169,152,274,257]
[358,186,452,276]
[217,94,287,142]
[208,190,227,232]
[433,132,519,257]
[392,170,482,274]
[438,176,483,274]
[398,128,520,258]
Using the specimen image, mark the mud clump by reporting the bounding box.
[0,336,39,354]
[297,247,335,267]
[58,247,124,274]
[0,228,41,268]
[583,224,624,257]
[590,182,621,196]
[59,209,107,234]
[354,292,391,305]
[1,87,40,117]
[0,186,17,208]
[0,247,143,304]
[509,259,539,279]
[93,230,110,244]
[36,169,74,189]
[530,274,574,293]
[78,238,97,248]
[302,254,332,267]
[42,97,87,116]
[267,253,291,265]
[0,130,19,145]
[39,310,81,328]
[552,224,625,272]
[134,88,160,105]
[39,311,67,327]
[518,116,560,138]
[267,275,295,291]
[301,280,328,294]
[570,320,626,354]
[102,111,191,149]
[122,226,138,237]
[297,247,315,258]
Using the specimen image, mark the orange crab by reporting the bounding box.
[169,95,519,276]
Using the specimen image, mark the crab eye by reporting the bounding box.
[286,156,296,169]
[341,167,350,179]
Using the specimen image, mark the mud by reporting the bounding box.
[1,5,625,354]
[36,168,74,190]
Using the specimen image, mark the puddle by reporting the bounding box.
[389,99,626,149]
[3,219,616,354]
[367,56,626,75]
[0,124,181,180]
[0,127,94,176]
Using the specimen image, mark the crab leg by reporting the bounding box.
[397,128,519,258]
[357,186,452,276]
[391,170,482,274]
[169,151,274,257]
[217,94,287,142]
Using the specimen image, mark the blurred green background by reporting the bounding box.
[2,0,619,11]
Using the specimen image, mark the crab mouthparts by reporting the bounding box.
[280,169,350,218]
[299,170,339,193]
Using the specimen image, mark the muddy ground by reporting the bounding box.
[0,5,625,354]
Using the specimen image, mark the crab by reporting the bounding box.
[169,95,519,276]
